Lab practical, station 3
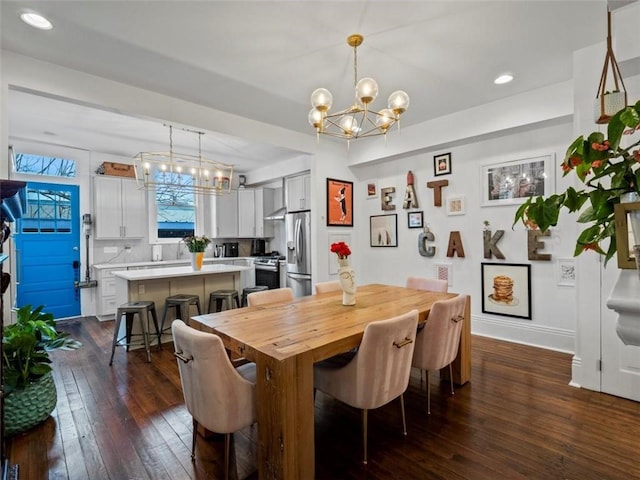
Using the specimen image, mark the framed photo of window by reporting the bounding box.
[370,214,398,247]
[407,211,423,228]
[481,263,531,319]
[481,154,554,207]
[326,178,353,227]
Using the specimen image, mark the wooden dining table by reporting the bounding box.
[189,284,471,480]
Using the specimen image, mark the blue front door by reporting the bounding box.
[14,182,81,319]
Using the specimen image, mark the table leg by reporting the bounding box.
[255,351,315,480]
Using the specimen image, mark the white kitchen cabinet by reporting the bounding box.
[285,173,310,212]
[94,266,121,320]
[238,188,274,238]
[210,190,238,238]
[94,176,146,239]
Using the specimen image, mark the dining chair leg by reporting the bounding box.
[361,409,368,465]
[449,363,455,395]
[427,370,431,415]
[400,394,407,435]
[224,433,231,480]
[191,418,198,460]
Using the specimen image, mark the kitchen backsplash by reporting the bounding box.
[92,238,265,265]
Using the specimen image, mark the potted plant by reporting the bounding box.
[3,304,81,436]
[182,235,211,270]
[513,102,640,265]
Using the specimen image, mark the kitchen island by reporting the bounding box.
[112,264,250,340]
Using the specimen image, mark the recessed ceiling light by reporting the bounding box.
[20,11,53,30]
[494,73,514,85]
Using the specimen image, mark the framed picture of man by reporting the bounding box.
[326,178,353,227]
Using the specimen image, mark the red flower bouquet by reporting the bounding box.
[330,241,351,259]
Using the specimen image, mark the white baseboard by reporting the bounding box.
[471,314,575,354]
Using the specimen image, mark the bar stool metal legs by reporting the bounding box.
[109,301,160,365]
[160,294,202,333]
[207,290,241,313]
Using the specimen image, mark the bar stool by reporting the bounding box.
[109,300,160,365]
[208,289,241,313]
[160,293,202,332]
[241,285,269,307]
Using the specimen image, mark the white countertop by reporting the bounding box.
[112,263,250,281]
[94,257,253,269]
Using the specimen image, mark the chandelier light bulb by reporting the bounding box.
[376,108,395,131]
[311,88,333,112]
[339,116,359,136]
[160,164,167,172]
[176,166,183,173]
[308,108,323,128]
[356,78,379,105]
[190,168,197,175]
[388,90,410,115]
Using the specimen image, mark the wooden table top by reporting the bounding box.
[190,284,456,363]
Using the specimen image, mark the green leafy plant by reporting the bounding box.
[2,305,81,395]
[182,235,211,253]
[513,102,640,265]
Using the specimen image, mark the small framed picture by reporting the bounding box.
[435,262,453,287]
[370,214,398,247]
[446,195,466,216]
[407,211,423,229]
[366,180,378,199]
[434,153,452,176]
[556,258,576,287]
[326,178,353,227]
[481,263,532,320]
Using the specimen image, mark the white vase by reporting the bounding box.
[337,258,356,306]
[191,252,204,271]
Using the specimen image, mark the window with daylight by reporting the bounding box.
[13,153,77,177]
[155,172,195,239]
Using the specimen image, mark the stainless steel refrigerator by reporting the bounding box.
[285,210,312,297]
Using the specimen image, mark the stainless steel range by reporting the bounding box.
[254,254,285,289]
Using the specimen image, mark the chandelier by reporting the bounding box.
[133,125,234,194]
[308,34,409,144]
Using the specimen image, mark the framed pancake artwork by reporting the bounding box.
[481,263,531,320]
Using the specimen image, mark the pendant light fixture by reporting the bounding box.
[309,34,409,145]
[133,125,234,194]
[594,9,627,124]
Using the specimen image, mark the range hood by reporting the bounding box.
[264,206,286,221]
[264,178,287,221]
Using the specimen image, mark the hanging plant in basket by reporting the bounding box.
[3,305,82,435]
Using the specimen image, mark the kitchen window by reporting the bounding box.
[12,151,76,178]
[148,172,203,243]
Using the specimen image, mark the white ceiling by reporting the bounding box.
[1,1,622,172]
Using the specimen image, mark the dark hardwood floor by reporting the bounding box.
[6,316,640,479]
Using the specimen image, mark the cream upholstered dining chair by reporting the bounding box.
[406,276,448,293]
[246,287,294,307]
[171,320,256,480]
[314,280,342,294]
[411,294,467,414]
[313,309,419,465]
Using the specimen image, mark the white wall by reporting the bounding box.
[328,122,577,353]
